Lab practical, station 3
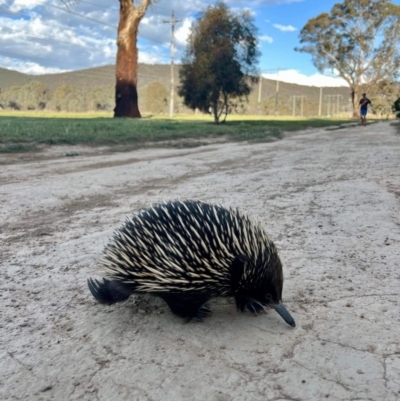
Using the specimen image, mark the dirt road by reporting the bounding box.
[1,122,399,401]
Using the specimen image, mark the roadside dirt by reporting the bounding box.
[1,122,399,401]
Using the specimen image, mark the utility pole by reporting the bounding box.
[163,11,182,118]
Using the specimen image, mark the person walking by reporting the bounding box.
[359,93,372,126]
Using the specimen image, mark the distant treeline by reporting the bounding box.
[0,64,359,116]
[1,63,398,117]
[0,78,353,116]
[0,81,114,112]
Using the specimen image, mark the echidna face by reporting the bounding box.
[234,277,282,310]
[231,255,283,307]
[256,278,282,305]
[231,254,295,327]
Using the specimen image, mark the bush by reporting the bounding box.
[393,97,400,118]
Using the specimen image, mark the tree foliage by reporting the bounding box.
[393,97,400,118]
[369,80,399,118]
[145,82,168,114]
[0,81,49,110]
[296,0,400,117]
[178,2,259,124]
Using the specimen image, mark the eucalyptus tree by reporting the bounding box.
[296,0,400,117]
[59,0,154,117]
[178,2,259,124]
[114,0,154,118]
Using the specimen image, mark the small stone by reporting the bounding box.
[346,303,352,307]
[301,380,306,384]
[41,385,53,392]
[220,345,226,350]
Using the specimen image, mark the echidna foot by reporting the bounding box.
[246,300,268,316]
[186,303,212,323]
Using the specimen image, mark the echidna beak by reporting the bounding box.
[274,303,296,327]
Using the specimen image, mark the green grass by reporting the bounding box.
[0,111,355,153]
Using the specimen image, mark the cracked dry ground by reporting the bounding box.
[1,122,400,401]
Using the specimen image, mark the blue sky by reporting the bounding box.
[0,0,399,86]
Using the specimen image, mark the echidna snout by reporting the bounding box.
[274,303,296,327]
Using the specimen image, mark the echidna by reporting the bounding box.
[88,200,295,327]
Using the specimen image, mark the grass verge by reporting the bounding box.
[0,113,355,153]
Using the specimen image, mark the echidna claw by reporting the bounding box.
[198,304,212,315]
[187,316,204,323]
[185,304,212,323]
[245,300,268,316]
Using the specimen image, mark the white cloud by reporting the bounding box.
[0,0,305,74]
[9,0,43,12]
[262,69,348,87]
[259,35,273,44]
[273,23,296,32]
[175,18,193,46]
[138,51,163,64]
[0,57,67,74]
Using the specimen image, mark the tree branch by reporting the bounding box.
[135,0,152,18]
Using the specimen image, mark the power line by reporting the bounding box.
[0,0,166,45]
[39,0,167,45]
[39,0,116,29]
[79,0,186,19]
[0,24,95,48]
[0,7,118,42]
[77,0,117,10]
[0,2,175,51]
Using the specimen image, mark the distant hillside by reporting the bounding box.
[0,64,176,92]
[0,67,33,88]
[0,64,351,115]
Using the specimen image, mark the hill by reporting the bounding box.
[0,67,32,88]
[0,64,351,116]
